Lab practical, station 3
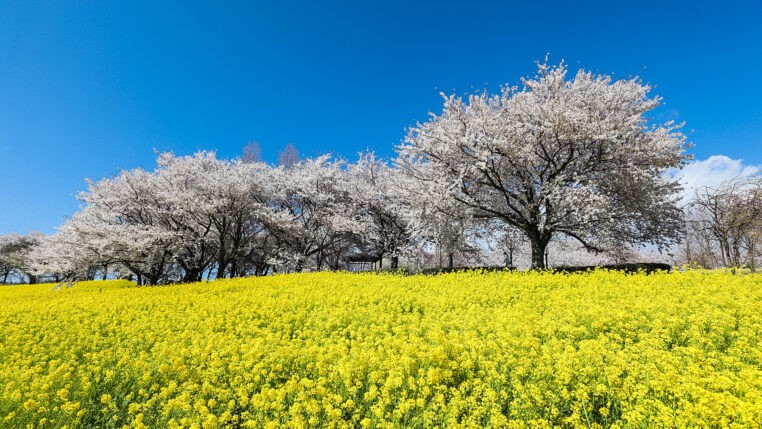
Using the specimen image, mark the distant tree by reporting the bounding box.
[429,211,475,269]
[398,61,689,268]
[485,222,526,268]
[278,143,301,168]
[0,236,19,284]
[686,176,762,270]
[401,177,475,269]
[268,156,364,271]
[347,153,415,269]
[0,232,43,283]
[242,141,262,163]
[30,211,118,283]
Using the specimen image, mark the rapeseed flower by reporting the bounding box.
[0,271,760,427]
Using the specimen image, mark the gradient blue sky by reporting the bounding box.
[1,0,761,234]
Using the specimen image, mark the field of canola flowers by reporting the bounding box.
[1,270,762,428]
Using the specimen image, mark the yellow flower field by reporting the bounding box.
[1,270,761,428]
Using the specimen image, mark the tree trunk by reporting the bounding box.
[148,273,161,285]
[102,264,109,281]
[255,264,267,276]
[732,240,742,268]
[749,239,756,273]
[216,260,227,279]
[391,256,399,269]
[529,233,550,269]
[230,260,238,279]
[448,253,454,269]
[316,252,324,271]
[216,240,228,279]
[720,239,730,267]
[183,269,201,283]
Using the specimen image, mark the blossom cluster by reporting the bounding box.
[1,270,761,428]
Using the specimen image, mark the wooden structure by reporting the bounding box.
[346,254,382,272]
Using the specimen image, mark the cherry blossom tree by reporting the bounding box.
[268,155,366,271]
[30,209,131,283]
[397,61,689,268]
[78,190,179,283]
[400,174,475,269]
[152,152,281,280]
[346,153,417,269]
[0,232,43,283]
[67,152,296,283]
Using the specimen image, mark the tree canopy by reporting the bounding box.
[397,61,690,268]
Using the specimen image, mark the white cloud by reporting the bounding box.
[673,155,760,200]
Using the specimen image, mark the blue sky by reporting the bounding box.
[1,0,761,234]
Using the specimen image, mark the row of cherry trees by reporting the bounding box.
[3,61,701,283]
[24,152,461,284]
